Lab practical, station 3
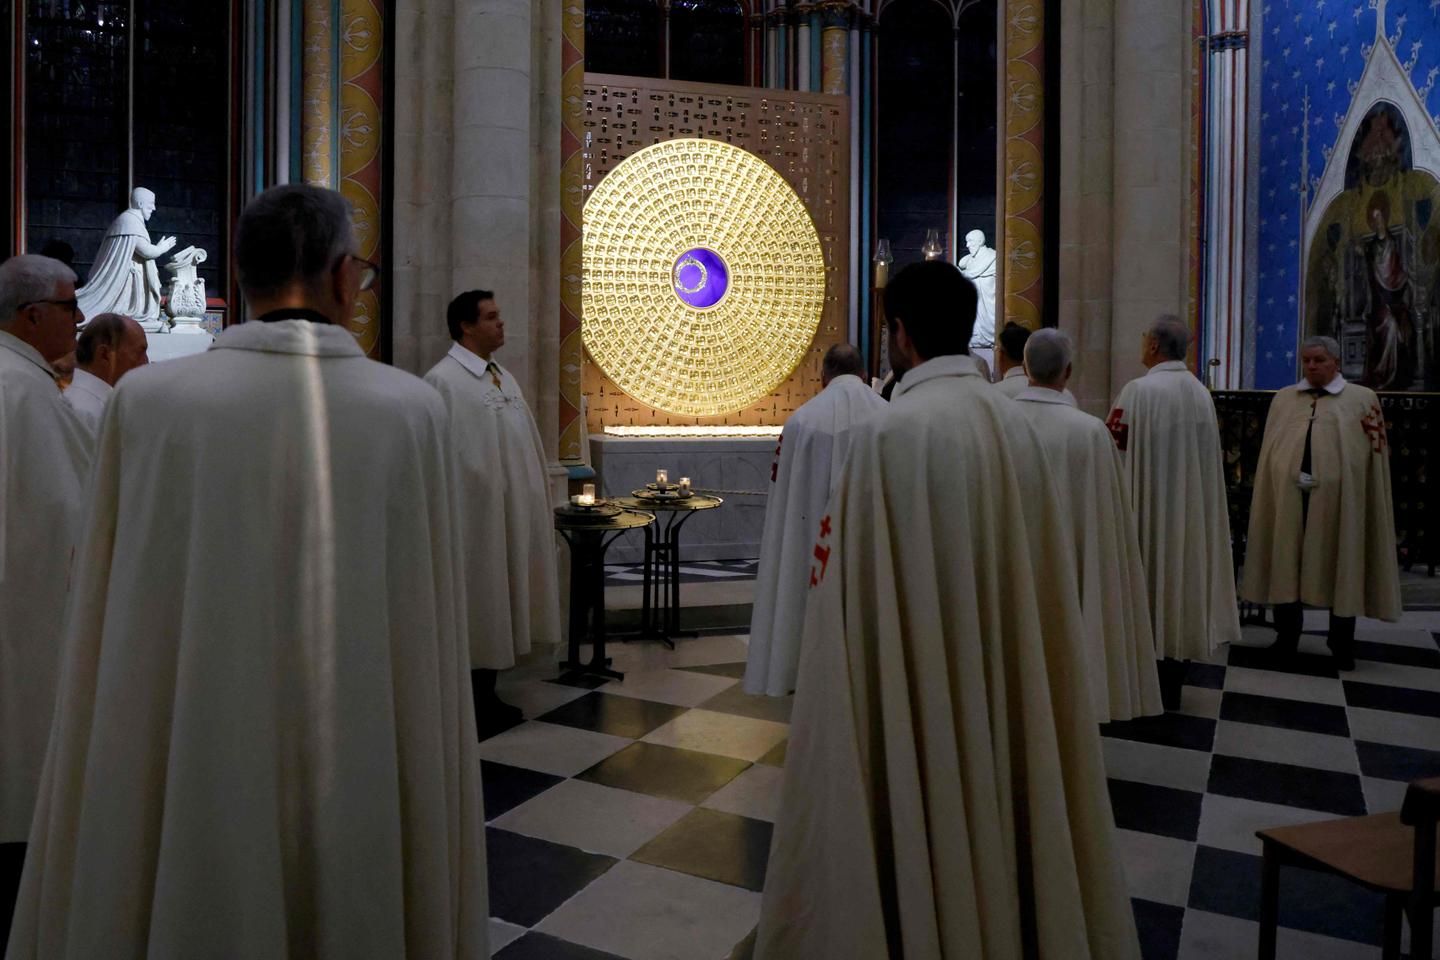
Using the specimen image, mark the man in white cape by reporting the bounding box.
[745,343,885,697]
[0,256,92,945]
[992,321,1032,398]
[62,312,149,435]
[424,288,560,733]
[1014,329,1162,721]
[756,262,1140,960]
[1241,336,1402,670]
[1106,316,1240,710]
[75,188,176,327]
[6,185,488,959]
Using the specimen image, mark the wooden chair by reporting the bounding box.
[1256,777,1440,959]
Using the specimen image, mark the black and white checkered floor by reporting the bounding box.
[603,560,759,587]
[479,610,1440,959]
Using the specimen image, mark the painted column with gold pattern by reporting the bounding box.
[1002,0,1043,328]
[819,0,851,95]
[301,0,336,188]
[339,0,383,358]
[558,1,586,463]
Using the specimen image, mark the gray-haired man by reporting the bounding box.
[0,254,93,946]
[7,185,490,958]
[1240,336,1401,669]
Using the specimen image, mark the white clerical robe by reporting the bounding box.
[1015,386,1163,722]
[0,332,91,843]
[756,355,1140,960]
[993,366,1029,398]
[425,343,560,669]
[61,367,112,436]
[1240,377,1402,620]
[745,374,886,696]
[7,319,488,959]
[1107,360,1240,661]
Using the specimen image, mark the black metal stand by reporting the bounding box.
[636,509,708,649]
[556,519,649,682]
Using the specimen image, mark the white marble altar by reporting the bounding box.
[76,188,177,332]
[589,435,774,563]
[163,246,209,334]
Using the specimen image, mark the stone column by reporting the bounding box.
[818,0,850,95]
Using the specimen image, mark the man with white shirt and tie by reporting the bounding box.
[425,290,560,735]
[63,312,149,433]
[1240,335,1401,670]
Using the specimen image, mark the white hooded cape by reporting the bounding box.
[1107,361,1240,661]
[7,320,488,959]
[424,344,560,669]
[0,332,92,843]
[756,356,1140,960]
[745,374,886,696]
[1015,387,1163,722]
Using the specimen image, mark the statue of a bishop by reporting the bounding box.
[75,188,176,328]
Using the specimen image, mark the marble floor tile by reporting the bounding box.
[1348,657,1440,692]
[1227,644,1340,680]
[1176,908,1377,960]
[1195,792,1338,856]
[539,692,689,740]
[1174,686,1223,720]
[482,761,566,822]
[494,932,628,959]
[630,807,773,891]
[1114,829,1196,907]
[488,919,528,955]
[756,739,786,767]
[1355,738,1440,782]
[534,860,762,960]
[1219,666,1347,706]
[496,677,594,718]
[1347,705,1440,750]
[485,828,618,928]
[1133,898,1184,960]
[674,661,748,679]
[642,709,789,762]
[1218,692,1350,737]
[1211,720,1359,775]
[1343,679,1440,718]
[1101,736,1215,794]
[1098,712,1217,753]
[578,742,751,805]
[1360,775,1409,813]
[601,667,739,708]
[492,778,693,859]
[1108,779,1204,842]
[700,762,785,822]
[696,683,794,724]
[1206,755,1366,816]
[477,721,632,778]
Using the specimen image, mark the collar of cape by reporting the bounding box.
[446,341,502,381]
[892,353,983,400]
[1293,373,1346,395]
[0,329,60,380]
[1014,385,1076,406]
[211,316,364,358]
[1145,360,1191,375]
[69,367,113,398]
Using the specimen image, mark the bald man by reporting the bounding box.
[1107,317,1239,709]
[64,312,149,433]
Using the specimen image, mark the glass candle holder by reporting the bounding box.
[656,469,669,485]
[678,477,691,495]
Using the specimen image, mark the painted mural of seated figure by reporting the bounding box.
[1362,191,1414,390]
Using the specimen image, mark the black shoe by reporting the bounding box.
[1267,633,1300,655]
[1327,643,1356,672]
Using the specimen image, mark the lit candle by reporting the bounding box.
[569,494,584,506]
[656,469,668,485]
[582,483,596,501]
[678,477,691,495]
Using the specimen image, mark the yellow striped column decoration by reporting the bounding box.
[339,0,383,358]
[1002,0,1043,328]
[558,1,586,463]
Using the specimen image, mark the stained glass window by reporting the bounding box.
[586,0,661,78]
[670,0,744,86]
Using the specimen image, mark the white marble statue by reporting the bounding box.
[164,246,209,334]
[958,229,998,350]
[76,188,176,331]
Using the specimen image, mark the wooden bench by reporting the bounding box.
[1256,777,1440,959]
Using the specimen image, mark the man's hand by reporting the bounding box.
[158,236,177,253]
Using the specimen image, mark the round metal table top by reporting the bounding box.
[614,493,724,513]
[553,506,657,532]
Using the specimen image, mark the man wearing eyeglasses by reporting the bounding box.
[0,253,93,947]
[7,185,489,958]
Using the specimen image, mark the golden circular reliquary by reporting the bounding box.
[582,138,826,417]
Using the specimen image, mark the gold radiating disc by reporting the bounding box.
[582,138,826,417]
